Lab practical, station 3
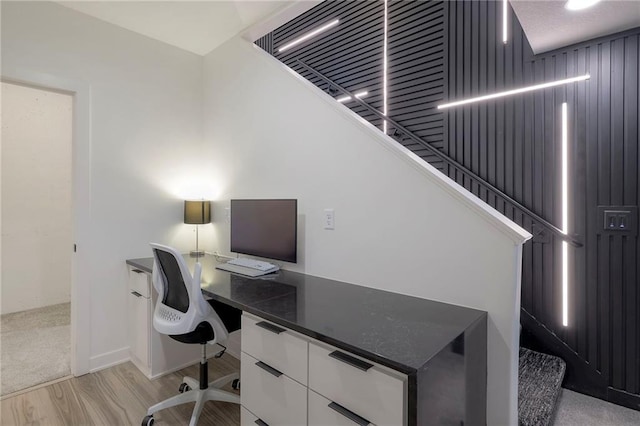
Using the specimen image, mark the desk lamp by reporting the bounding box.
[184,200,211,257]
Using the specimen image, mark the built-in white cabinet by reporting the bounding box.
[126,266,202,379]
[128,269,151,367]
[241,312,308,385]
[240,312,408,426]
[240,406,261,426]
[308,389,378,426]
[241,351,308,425]
[308,341,406,426]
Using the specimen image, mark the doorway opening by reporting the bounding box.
[1,82,73,396]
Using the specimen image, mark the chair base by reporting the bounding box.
[146,372,239,426]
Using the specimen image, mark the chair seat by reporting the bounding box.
[170,321,214,344]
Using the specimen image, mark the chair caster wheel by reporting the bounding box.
[178,383,191,393]
[142,415,154,426]
[232,378,240,390]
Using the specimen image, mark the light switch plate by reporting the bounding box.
[324,209,335,230]
[597,205,638,235]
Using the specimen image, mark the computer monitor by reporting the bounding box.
[230,199,297,263]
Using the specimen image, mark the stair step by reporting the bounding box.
[519,347,566,426]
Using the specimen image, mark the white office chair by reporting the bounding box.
[142,243,240,426]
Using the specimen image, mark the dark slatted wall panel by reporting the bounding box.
[268,1,385,130]
[255,33,273,54]
[255,0,446,157]
[255,0,640,406]
[445,0,640,402]
[387,0,445,170]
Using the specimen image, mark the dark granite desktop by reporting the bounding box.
[127,254,488,425]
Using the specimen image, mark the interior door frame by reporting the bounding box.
[1,69,92,376]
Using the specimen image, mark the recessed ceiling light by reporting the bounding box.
[565,0,601,11]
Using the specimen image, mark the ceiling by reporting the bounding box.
[56,1,297,56]
[511,0,640,54]
[54,1,639,57]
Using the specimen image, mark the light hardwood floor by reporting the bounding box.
[1,355,240,426]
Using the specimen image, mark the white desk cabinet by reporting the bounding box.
[127,266,202,379]
[308,341,406,426]
[126,255,488,425]
[240,312,407,426]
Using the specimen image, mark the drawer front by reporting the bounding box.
[241,313,308,385]
[128,290,150,369]
[309,389,377,426]
[308,342,406,426]
[241,352,307,426]
[241,406,270,426]
[129,267,150,298]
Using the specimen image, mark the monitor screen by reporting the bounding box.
[230,199,297,263]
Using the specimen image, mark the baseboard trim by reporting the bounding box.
[607,387,640,412]
[89,347,129,373]
[520,308,607,397]
[521,308,640,411]
[148,359,203,380]
[147,343,239,380]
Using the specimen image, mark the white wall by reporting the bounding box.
[1,2,204,370]
[203,37,531,425]
[0,3,532,421]
[1,82,72,314]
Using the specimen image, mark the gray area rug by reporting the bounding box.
[519,347,567,426]
[1,303,71,396]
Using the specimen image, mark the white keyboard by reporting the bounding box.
[227,257,277,271]
[216,257,279,277]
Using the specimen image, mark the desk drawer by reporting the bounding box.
[241,313,308,385]
[241,406,270,426]
[129,267,150,298]
[308,342,406,426]
[309,389,377,426]
[241,352,307,426]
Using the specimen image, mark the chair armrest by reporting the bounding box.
[191,262,209,316]
[151,261,163,295]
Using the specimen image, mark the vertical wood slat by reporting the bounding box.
[573,47,588,360]
[598,42,612,381]
[609,38,625,390]
[455,0,465,183]
[585,44,600,370]
[637,32,640,397]
[442,0,450,176]
[622,34,639,394]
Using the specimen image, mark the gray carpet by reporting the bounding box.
[519,347,567,426]
[1,302,71,396]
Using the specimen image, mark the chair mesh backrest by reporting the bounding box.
[154,249,190,313]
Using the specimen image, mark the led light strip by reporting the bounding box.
[383,0,389,134]
[336,91,369,103]
[437,74,590,109]
[278,19,339,53]
[561,102,569,327]
[503,0,508,44]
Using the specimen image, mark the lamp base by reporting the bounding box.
[189,250,205,257]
